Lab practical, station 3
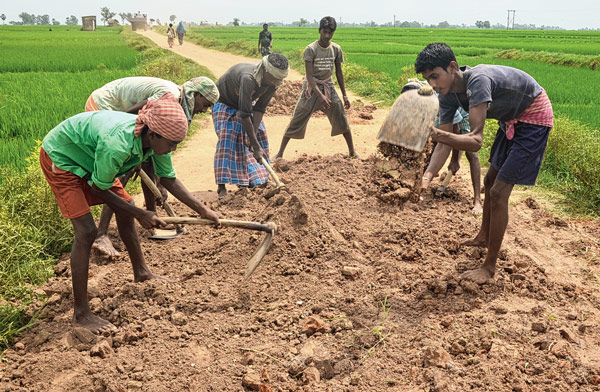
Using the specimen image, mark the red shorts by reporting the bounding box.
[85,95,100,111]
[40,148,132,219]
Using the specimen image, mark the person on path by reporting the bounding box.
[258,23,272,56]
[40,93,220,333]
[85,76,219,258]
[213,53,289,198]
[273,16,357,160]
[167,23,175,48]
[176,21,186,45]
[415,42,553,284]
[401,80,483,214]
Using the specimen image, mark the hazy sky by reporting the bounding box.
[2,0,600,30]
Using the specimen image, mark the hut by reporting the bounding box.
[81,16,96,31]
[130,12,147,31]
[107,18,119,27]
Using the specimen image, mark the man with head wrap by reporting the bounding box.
[85,76,219,257]
[213,53,289,198]
[40,93,220,333]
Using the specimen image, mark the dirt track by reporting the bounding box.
[136,29,384,193]
[1,32,600,392]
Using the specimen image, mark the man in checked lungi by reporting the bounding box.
[213,53,289,198]
[416,42,553,284]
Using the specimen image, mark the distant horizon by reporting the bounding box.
[2,1,600,30]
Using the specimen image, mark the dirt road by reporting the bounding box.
[137,30,386,193]
[1,30,600,392]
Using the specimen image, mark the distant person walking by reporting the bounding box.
[176,21,186,45]
[258,23,272,56]
[167,23,175,48]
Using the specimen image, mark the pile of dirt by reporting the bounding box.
[369,140,435,206]
[2,155,600,392]
[269,81,377,124]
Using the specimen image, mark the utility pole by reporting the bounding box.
[512,10,516,29]
[393,14,396,27]
[507,9,515,29]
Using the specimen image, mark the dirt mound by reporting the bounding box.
[2,155,600,392]
[369,140,435,206]
[269,81,377,125]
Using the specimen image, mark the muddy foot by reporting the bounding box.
[272,153,282,160]
[217,185,227,199]
[348,153,361,160]
[92,235,121,258]
[135,272,173,283]
[472,203,483,215]
[461,237,487,247]
[460,267,494,284]
[73,312,117,334]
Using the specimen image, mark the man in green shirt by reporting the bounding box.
[40,93,220,333]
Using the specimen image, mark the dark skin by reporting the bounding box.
[421,123,482,214]
[420,61,513,284]
[73,129,220,333]
[217,72,279,198]
[273,27,357,160]
[93,93,213,257]
[258,24,272,53]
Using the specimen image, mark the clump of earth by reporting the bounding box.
[2,154,599,392]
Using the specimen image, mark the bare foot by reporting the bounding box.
[472,202,483,215]
[272,153,282,160]
[348,152,361,159]
[460,267,494,284]
[73,312,116,334]
[135,272,173,283]
[217,185,227,199]
[461,236,487,247]
[92,235,121,258]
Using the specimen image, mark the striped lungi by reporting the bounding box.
[212,102,270,187]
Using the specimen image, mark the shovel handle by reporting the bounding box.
[161,217,276,233]
[260,158,284,188]
[139,169,185,232]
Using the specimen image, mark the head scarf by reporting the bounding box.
[180,77,220,124]
[252,55,289,87]
[176,22,186,34]
[135,92,188,142]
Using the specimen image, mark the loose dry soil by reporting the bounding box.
[1,32,600,392]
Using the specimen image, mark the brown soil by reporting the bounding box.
[2,31,600,392]
[269,81,378,125]
[2,154,600,392]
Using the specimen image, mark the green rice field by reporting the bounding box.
[184,26,600,132]
[0,26,138,170]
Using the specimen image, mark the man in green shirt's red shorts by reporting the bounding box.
[40,93,220,333]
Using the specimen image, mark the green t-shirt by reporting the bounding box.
[42,111,176,190]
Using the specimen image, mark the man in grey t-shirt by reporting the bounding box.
[273,16,357,160]
[415,43,553,285]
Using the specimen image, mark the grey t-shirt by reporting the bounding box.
[303,40,344,81]
[438,65,543,124]
[216,63,277,118]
